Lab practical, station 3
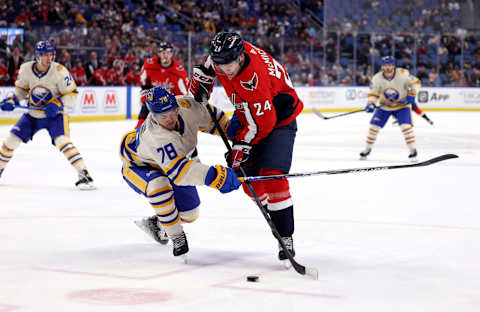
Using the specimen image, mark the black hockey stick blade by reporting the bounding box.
[239,154,459,182]
[312,107,365,120]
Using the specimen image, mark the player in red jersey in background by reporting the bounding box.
[188,32,303,262]
[136,41,188,128]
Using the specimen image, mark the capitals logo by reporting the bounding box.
[240,72,258,91]
[383,88,399,103]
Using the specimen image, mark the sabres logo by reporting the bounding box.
[384,88,399,103]
[240,72,258,91]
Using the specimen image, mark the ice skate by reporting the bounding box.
[408,149,418,162]
[172,231,189,262]
[278,236,295,268]
[75,169,96,190]
[134,215,169,245]
[0,168,3,179]
[359,147,372,160]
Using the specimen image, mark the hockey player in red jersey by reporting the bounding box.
[136,41,188,128]
[188,32,303,262]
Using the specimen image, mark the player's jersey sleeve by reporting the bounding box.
[174,61,188,95]
[368,74,382,104]
[13,63,31,100]
[55,64,78,108]
[401,69,421,97]
[139,61,150,88]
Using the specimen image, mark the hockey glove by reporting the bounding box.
[225,141,252,171]
[0,95,18,111]
[188,63,215,103]
[365,103,376,113]
[205,165,241,194]
[45,99,63,118]
[404,95,415,105]
[227,111,241,140]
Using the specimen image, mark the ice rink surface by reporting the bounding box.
[1,111,479,311]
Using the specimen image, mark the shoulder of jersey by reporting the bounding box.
[397,68,409,76]
[172,59,186,72]
[175,95,196,109]
[53,62,65,72]
[143,56,159,68]
[20,60,35,70]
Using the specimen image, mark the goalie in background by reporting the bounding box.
[120,86,241,258]
[0,40,95,190]
[360,56,421,162]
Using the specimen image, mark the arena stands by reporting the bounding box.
[0,0,479,87]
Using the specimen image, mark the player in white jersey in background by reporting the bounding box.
[0,41,95,189]
[120,86,241,258]
[360,56,421,161]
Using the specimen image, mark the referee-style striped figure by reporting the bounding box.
[0,41,95,189]
[120,86,241,258]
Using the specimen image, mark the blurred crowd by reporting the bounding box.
[1,0,480,87]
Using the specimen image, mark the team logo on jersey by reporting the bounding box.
[240,72,258,91]
[383,88,399,103]
[29,85,54,108]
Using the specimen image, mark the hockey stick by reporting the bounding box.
[14,103,45,111]
[238,154,458,182]
[313,107,365,120]
[313,104,387,120]
[203,100,318,280]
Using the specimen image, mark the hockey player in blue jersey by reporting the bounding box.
[360,56,421,161]
[0,41,95,189]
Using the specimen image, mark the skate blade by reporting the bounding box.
[179,254,188,264]
[409,157,418,163]
[77,183,96,190]
[133,220,169,245]
[282,260,292,269]
[359,156,367,160]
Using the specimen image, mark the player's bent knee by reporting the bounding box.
[4,133,22,150]
[180,208,199,223]
[53,135,71,148]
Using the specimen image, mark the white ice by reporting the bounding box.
[0,112,479,312]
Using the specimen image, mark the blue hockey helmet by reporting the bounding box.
[209,32,244,64]
[35,41,56,59]
[144,86,178,114]
[381,56,395,66]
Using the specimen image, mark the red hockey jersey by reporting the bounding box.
[140,57,188,96]
[214,41,303,144]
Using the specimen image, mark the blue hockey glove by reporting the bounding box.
[0,95,19,111]
[227,111,241,140]
[404,95,415,105]
[205,165,242,194]
[44,99,63,118]
[365,103,376,113]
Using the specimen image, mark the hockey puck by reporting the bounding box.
[246,276,259,282]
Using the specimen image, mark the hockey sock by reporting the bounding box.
[268,206,294,237]
[400,124,416,149]
[366,124,380,148]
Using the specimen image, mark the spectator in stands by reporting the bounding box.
[468,66,480,87]
[71,60,88,86]
[91,63,108,86]
[124,62,141,86]
[6,47,23,84]
[0,58,9,86]
[85,51,99,82]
